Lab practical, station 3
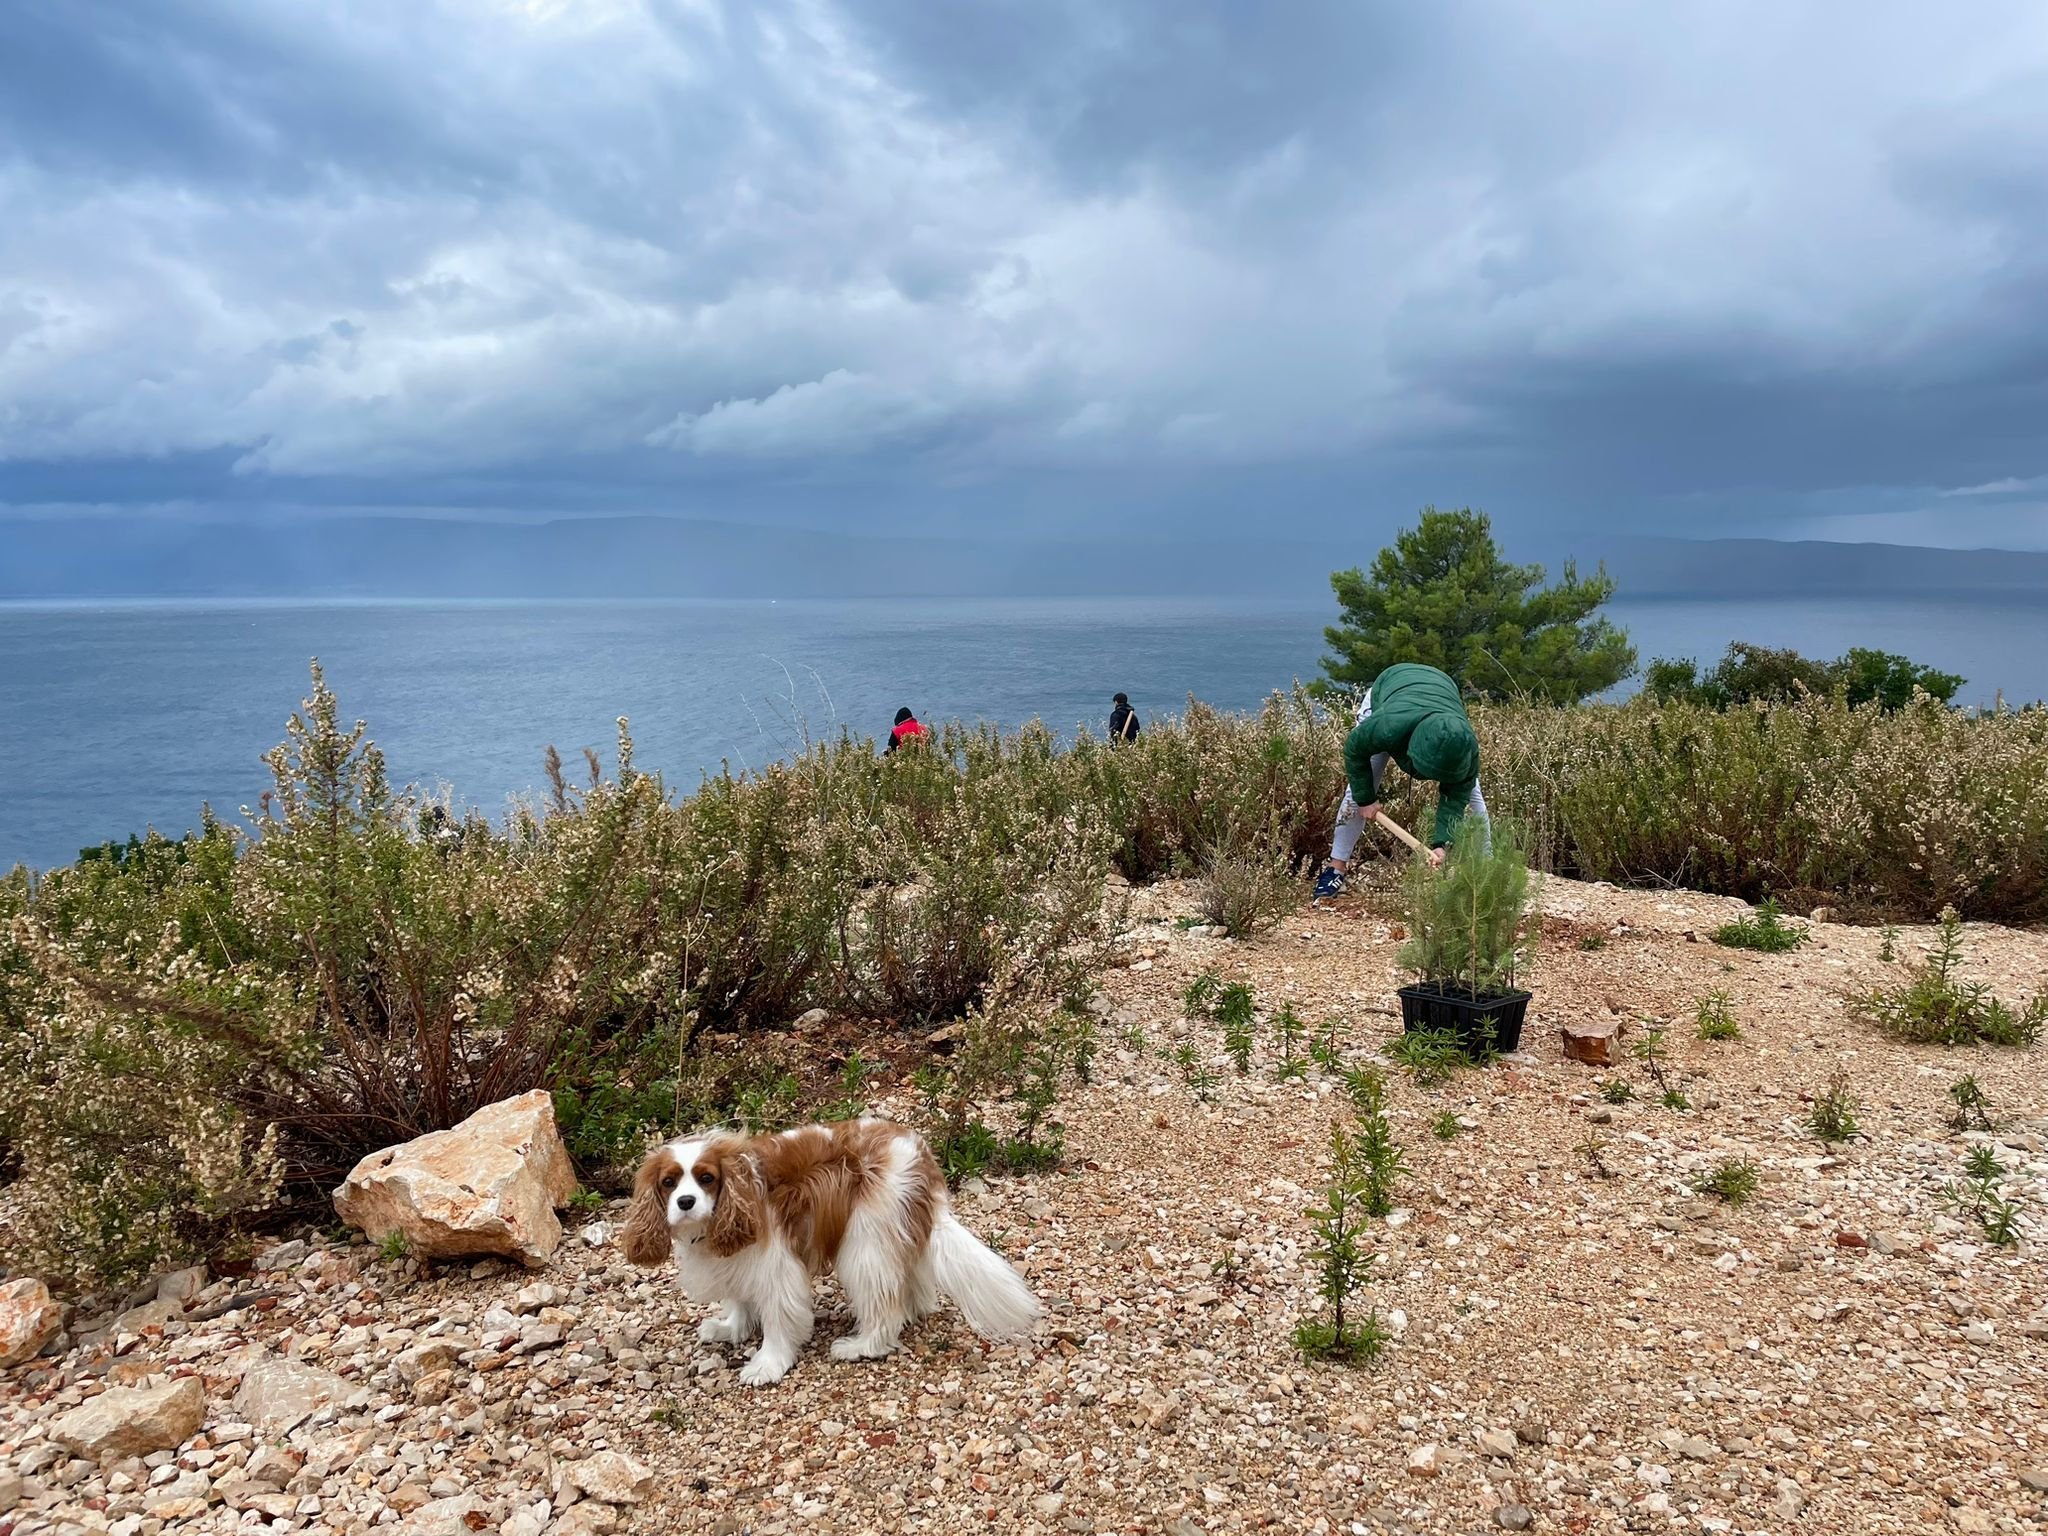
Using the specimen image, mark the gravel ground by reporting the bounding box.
[4,875,2045,1536]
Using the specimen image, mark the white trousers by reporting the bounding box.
[1331,687,1489,862]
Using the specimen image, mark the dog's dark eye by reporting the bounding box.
[660,1174,678,1190]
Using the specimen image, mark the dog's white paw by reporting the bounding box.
[830,1334,897,1362]
[699,1316,747,1345]
[738,1351,792,1387]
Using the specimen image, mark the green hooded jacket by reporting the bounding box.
[1342,663,1481,848]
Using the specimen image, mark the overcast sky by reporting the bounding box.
[4,0,2047,551]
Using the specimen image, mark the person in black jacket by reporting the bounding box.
[1108,692,1140,744]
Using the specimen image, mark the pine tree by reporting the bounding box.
[1318,507,1634,704]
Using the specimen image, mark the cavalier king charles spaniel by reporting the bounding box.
[621,1118,1040,1385]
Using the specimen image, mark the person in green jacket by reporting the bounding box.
[1313,663,1488,897]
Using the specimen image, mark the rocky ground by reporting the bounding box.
[3,875,2046,1536]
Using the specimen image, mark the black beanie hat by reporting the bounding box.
[894,707,914,725]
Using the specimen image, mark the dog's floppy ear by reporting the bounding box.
[620,1147,680,1267]
[706,1140,763,1258]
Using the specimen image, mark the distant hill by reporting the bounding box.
[3,514,2045,601]
[0,514,1347,599]
[1599,536,2048,596]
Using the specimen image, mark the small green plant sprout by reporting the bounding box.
[1215,980,1257,1029]
[566,1188,607,1215]
[1660,1088,1692,1111]
[821,1053,873,1121]
[1694,992,1741,1042]
[1215,1247,1242,1291]
[1577,933,1607,952]
[1175,1043,1220,1101]
[1962,1143,2005,1183]
[1806,1069,1860,1145]
[377,1229,411,1263]
[1430,1110,1461,1141]
[733,1071,801,1134]
[1292,1122,1393,1365]
[1696,1156,1761,1207]
[1273,1003,1308,1080]
[1354,1082,1409,1218]
[1878,925,1900,963]
[1182,971,1223,1018]
[1308,1016,1346,1072]
[1944,1144,2025,1247]
[1631,1024,1674,1094]
[1948,1075,1994,1132]
[1854,906,2046,1047]
[1341,1062,1388,1118]
[1466,1013,1504,1066]
[1389,1026,1464,1088]
[1223,1008,1256,1075]
[1004,1043,1067,1172]
[1599,1078,1635,1105]
[1576,1129,1614,1179]
[1711,898,1809,954]
[1980,1194,2023,1247]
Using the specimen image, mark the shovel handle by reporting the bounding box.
[1372,811,1427,856]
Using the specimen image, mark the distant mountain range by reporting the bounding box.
[3,514,2045,600]
[1600,536,2048,597]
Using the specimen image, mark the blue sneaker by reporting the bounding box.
[1313,866,1347,900]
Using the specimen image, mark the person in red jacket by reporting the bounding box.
[885,706,928,754]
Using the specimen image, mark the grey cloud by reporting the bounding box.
[3,0,2048,548]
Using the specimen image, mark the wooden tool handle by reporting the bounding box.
[1373,811,1426,855]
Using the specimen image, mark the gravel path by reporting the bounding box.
[4,876,2045,1536]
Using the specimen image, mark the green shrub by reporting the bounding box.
[1645,641,1962,713]
[1711,899,1807,953]
[1854,907,2045,1047]
[1467,693,2048,921]
[1430,1111,1461,1141]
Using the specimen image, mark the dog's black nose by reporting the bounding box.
[676,1193,697,1212]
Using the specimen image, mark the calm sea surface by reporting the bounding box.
[2,590,2042,871]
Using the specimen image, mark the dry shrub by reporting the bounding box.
[1196,843,1299,939]
[1468,695,2048,919]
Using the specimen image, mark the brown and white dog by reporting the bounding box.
[621,1119,1040,1385]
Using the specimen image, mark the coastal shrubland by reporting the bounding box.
[3,663,2047,1288]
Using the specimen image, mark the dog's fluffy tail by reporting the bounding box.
[927,1211,1040,1339]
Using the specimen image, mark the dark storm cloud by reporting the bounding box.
[4,0,2048,548]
